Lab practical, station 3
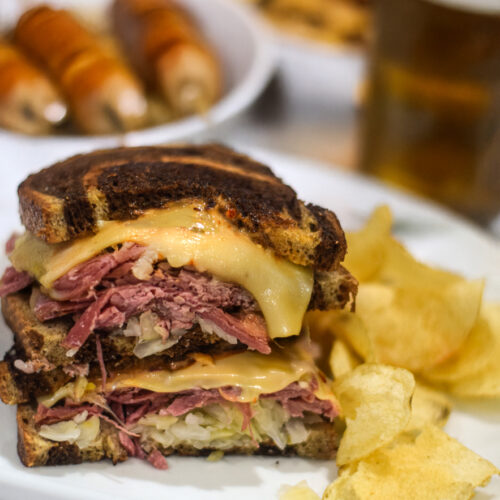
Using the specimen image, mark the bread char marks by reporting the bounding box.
[90,150,287,224]
[21,145,298,236]
[18,145,347,270]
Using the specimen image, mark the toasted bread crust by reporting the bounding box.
[18,145,346,271]
[0,360,31,404]
[17,404,128,467]
[16,404,338,467]
[310,266,357,311]
[0,356,71,404]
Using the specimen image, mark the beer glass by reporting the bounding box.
[359,0,500,223]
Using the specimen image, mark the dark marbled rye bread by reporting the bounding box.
[18,144,347,271]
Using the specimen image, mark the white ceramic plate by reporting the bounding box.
[0,147,498,499]
[0,0,274,155]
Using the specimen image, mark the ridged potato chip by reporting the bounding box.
[339,206,485,373]
[407,383,451,429]
[443,304,500,398]
[344,205,392,282]
[329,339,361,380]
[332,364,414,466]
[320,311,375,363]
[354,279,484,372]
[323,426,498,500]
[423,304,499,388]
[376,237,462,290]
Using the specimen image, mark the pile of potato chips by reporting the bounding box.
[311,205,500,396]
[322,365,497,499]
[298,206,499,499]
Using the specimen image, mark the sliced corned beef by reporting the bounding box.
[33,288,93,320]
[51,243,146,301]
[262,380,338,420]
[238,403,254,431]
[159,389,224,417]
[61,285,166,351]
[147,449,168,469]
[197,310,270,355]
[35,404,102,425]
[59,275,268,355]
[119,431,136,455]
[0,266,32,297]
[5,233,19,254]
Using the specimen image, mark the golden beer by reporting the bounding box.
[360,0,500,222]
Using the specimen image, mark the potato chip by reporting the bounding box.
[423,303,500,387]
[333,364,414,466]
[344,205,392,282]
[279,481,320,500]
[323,426,499,500]
[322,311,375,362]
[354,279,484,372]
[376,237,462,290]
[407,382,451,429]
[444,303,500,398]
[329,339,361,380]
[345,205,461,290]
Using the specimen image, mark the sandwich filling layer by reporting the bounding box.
[9,205,314,339]
[1,204,317,359]
[33,348,340,468]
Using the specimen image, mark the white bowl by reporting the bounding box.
[0,0,275,167]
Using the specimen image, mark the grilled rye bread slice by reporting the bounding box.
[17,403,340,466]
[18,144,347,272]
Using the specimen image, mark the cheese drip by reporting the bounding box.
[10,205,313,339]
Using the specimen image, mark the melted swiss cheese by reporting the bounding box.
[11,205,313,339]
[105,346,339,407]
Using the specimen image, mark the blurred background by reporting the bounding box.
[0,0,499,235]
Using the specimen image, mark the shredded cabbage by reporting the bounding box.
[75,416,100,449]
[123,310,244,359]
[133,400,311,451]
[39,415,100,450]
[123,311,186,358]
[123,317,141,337]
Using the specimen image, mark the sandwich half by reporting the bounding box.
[0,144,357,375]
[15,344,342,467]
[0,144,353,467]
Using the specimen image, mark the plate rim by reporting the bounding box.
[0,145,498,499]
